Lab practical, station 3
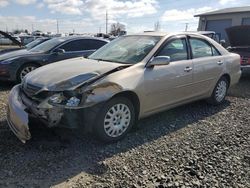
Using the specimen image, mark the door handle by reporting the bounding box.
[184,67,192,72]
[217,61,224,65]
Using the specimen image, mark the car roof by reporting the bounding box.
[56,36,109,43]
[128,31,210,38]
[184,31,216,35]
[130,32,170,37]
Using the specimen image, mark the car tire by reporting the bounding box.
[207,76,229,105]
[17,63,39,83]
[94,97,135,143]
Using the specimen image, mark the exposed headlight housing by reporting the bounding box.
[49,93,64,104]
[48,93,81,108]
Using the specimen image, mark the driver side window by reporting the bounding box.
[157,38,188,62]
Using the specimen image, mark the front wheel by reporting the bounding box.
[207,77,229,105]
[94,97,135,142]
[17,63,38,83]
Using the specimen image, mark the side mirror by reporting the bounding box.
[147,56,171,67]
[53,48,65,54]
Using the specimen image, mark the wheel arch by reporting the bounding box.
[16,61,41,81]
[111,90,140,120]
[221,73,231,87]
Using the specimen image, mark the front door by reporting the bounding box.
[144,37,193,114]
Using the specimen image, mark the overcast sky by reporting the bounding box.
[0,0,249,34]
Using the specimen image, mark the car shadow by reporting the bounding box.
[0,81,15,91]
[0,99,230,187]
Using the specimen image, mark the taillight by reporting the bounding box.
[240,56,250,65]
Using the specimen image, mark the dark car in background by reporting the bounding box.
[0,37,51,55]
[0,36,109,82]
[226,25,250,73]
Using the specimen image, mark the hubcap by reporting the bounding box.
[104,103,131,138]
[20,66,36,80]
[215,80,227,102]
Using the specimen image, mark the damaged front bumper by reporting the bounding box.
[7,85,100,143]
[7,85,31,143]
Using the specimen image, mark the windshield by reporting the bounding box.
[26,38,47,50]
[88,35,161,64]
[30,38,65,53]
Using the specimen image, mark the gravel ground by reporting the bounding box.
[0,76,249,188]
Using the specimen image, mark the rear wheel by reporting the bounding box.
[207,76,229,105]
[94,97,135,142]
[17,63,38,82]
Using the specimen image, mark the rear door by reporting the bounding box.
[189,36,224,97]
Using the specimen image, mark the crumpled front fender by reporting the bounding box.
[82,82,123,108]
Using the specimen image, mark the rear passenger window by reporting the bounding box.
[88,40,107,50]
[157,38,188,62]
[60,40,87,52]
[190,38,212,58]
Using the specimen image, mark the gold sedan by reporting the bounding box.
[7,32,241,143]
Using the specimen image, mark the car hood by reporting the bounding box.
[25,57,126,91]
[226,26,250,47]
[0,49,41,61]
[0,47,24,55]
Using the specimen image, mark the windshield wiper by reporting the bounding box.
[91,58,130,64]
[93,58,111,62]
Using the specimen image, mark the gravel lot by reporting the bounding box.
[0,75,249,188]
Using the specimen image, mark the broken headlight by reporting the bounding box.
[48,91,84,108]
[49,93,64,104]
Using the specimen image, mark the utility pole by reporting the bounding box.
[99,26,101,33]
[185,23,189,31]
[154,21,161,31]
[106,10,108,34]
[57,19,59,34]
[31,24,34,33]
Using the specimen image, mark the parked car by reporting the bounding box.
[7,32,241,143]
[0,36,21,45]
[226,25,250,73]
[0,36,109,82]
[19,36,38,45]
[0,37,51,55]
